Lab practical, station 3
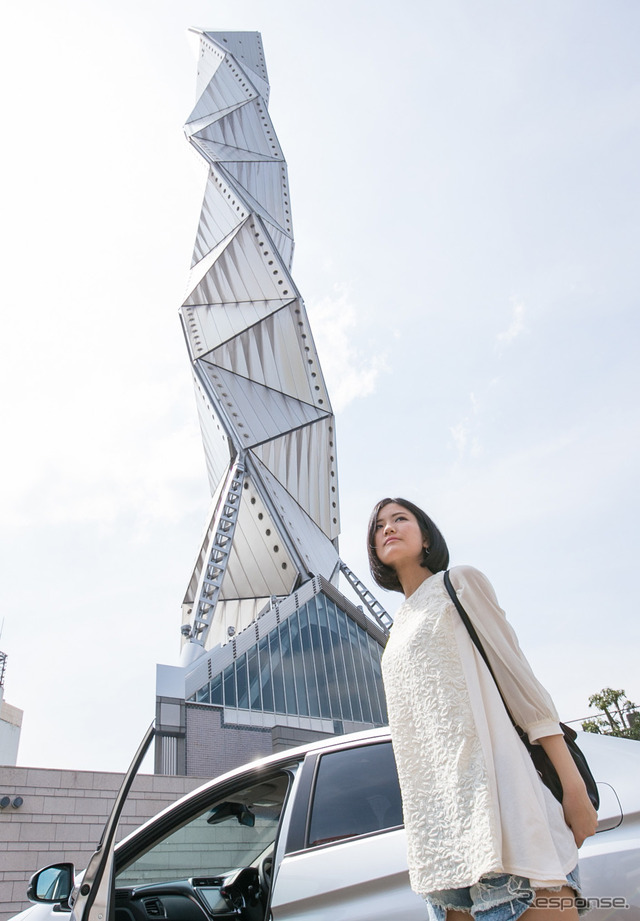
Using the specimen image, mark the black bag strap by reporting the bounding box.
[443,570,597,807]
[443,569,520,733]
[443,569,577,745]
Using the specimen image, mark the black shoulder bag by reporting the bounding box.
[443,570,599,810]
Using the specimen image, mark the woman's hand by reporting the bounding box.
[537,733,598,847]
[560,780,598,847]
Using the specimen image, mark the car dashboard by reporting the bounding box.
[114,868,264,921]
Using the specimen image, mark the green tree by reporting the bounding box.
[582,688,640,740]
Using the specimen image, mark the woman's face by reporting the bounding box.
[373,502,427,571]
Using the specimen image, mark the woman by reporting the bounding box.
[368,497,597,921]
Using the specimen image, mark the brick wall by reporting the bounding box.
[183,704,337,776]
[0,766,209,921]
[185,704,272,776]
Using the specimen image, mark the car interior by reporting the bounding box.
[112,773,290,921]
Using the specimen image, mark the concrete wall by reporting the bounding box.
[0,765,209,921]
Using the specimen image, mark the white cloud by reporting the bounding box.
[308,285,387,413]
[450,418,483,460]
[450,420,469,454]
[449,389,490,460]
[440,406,640,541]
[0,330,205,534]
[497,299,527,348]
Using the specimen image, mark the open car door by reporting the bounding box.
[68,724,155,921]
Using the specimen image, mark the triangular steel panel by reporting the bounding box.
[203,32,270,100]
[192,136,281,164]
[183,216,298,306]
[218,161,292,240]
[205,301,329,406]
[262,223,294,270]
[192,99,283,161]
[187,470,298,651]
[191,370,233,494]
[193,34,226,102]
[186,59,258,131]
[185,104,247,139]
[189,165,292,268]
[186,225,245,299]
[190,173,250,267]
[252,417,340,540]
[182,299,296,357]
[218,491,296,602]
[249,453,340,576]
[199,362,330,448]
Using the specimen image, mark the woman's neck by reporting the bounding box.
[399,566,434,599]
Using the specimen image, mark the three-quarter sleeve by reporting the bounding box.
[449,565,562,742]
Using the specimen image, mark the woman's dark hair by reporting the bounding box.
[367,497,450,592]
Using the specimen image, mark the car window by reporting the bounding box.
[307,741,403,847]
[116,773,289,887]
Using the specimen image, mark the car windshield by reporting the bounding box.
[115,774,289,888]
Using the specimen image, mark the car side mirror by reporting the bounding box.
[27,863,74,904]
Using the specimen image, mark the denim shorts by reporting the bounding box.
[423,865,584,921]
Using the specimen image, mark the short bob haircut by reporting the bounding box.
[367,497,450,593]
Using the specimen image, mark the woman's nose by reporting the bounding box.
[384,522,394,534]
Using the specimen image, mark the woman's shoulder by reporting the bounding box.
[447,565,504,617]
[447,564,490,587]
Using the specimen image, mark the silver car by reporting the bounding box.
[11,725,640,921]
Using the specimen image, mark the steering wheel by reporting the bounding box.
[258,853,273,897]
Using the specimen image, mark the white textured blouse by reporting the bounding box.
[381,565,577,897]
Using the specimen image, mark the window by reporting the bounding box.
[116,773,290,888]
[307,742,403,847]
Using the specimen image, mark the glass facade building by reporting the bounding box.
[155,577,389,776]
[190,591,387,729]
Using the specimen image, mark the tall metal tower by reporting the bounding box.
[155,31,389,776]
[179,30,341,663]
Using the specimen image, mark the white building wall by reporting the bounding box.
[0,693,23,768]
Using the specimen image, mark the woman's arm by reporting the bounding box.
[449,567,598,845]
[538,733,598,846]
[450,567,562,738]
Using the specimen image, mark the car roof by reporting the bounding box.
[115,724,392,852]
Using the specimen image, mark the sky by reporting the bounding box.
[1,0,639,773]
